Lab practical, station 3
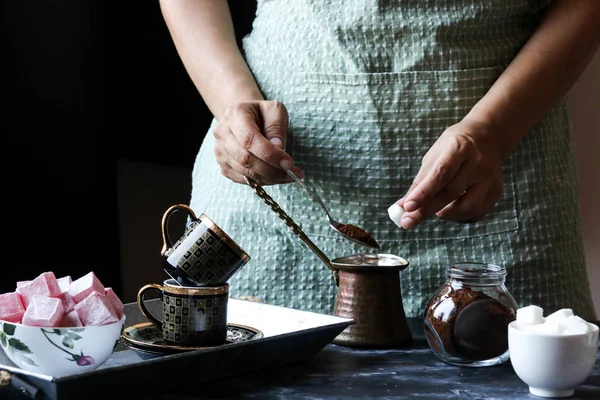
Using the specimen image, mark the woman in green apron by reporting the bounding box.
[158,0,599,320]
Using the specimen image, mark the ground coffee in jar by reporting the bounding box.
[424,263,517,367]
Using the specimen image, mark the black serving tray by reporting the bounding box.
[0,299,354,400]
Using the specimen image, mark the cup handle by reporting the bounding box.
[160,204,199,256]
[137,284,164,330]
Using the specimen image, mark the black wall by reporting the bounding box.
[2,0,256,295]
[4,0,123,292]
[113,0,256,167]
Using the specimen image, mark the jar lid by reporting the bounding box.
[449,262,506,275]
[331,253,409,272]
[448,262,507,282]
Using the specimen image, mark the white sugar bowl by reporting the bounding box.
[508,320,599,398]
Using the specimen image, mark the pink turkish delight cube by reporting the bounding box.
[55,275,76,313]
[57,276,72,293]
[60,310,83,327]
[16,272,62,308]
[74,292,119,326]
[22,295,64,327]
[16,280,31,289]
[69,272,105,303]
[104,288,124,318]
[0,292,26,323]
[59,292,77,313]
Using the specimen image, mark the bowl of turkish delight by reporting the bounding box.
[508,305,599,398]
[0,271,125,377]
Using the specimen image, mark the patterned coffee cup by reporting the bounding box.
[161,204,250,287]
[137,279,228,346]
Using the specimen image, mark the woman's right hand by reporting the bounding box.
[213,100,303,185]
[158,2,301,185]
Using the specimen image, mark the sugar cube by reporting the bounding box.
[514,304,597,337]
[516,305,545,325]
[545,308,574,324]
[563,315,595,334]
[387,204,405,228]
[524,319,565,335]
[22,295,64,327]
[0,292,26,323]
[69,272,105,303]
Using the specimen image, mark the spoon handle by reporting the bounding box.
[244,176,339,285]
[285,169,334,224]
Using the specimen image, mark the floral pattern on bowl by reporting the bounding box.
[0,317,125,377]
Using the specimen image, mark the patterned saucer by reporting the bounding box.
[121,322,263,355]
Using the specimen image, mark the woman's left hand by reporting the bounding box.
[394,118,505,230]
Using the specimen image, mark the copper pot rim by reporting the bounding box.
[331,253,409,272]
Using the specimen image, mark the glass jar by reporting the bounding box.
[423,262,518,367]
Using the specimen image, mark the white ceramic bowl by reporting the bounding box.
[0,316,125,377]
[508,321,599,398]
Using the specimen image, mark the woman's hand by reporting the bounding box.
[394,118,504,229]
[388,0,600,231]
[158,2,302,185]
[214,100,303,185]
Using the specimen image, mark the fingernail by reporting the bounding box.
[280,159,292,170]
[387,204,405,228]
[404,200,418,212]
[401,217,415,230]
[270,137,284,149]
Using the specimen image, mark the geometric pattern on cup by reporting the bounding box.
[165,221,248,286]
[161,292,228,346]
[180,238,244,285]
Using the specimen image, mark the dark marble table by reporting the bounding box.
[133,329,600,400]
[2,324,599,400]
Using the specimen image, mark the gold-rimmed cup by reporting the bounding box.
[161,204,250,287]
[137,279,228,346]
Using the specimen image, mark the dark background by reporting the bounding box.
[2,0,257,295]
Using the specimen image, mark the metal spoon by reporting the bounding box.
[244,175,339,285]
[285,169,379,249]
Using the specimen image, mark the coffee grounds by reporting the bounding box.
[424,284,515,361]
[454,298,515,359]
[337,224,380,248]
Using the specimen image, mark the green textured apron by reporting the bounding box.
[190,0,596,320]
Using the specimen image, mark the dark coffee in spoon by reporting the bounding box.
[337,223,379,249]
